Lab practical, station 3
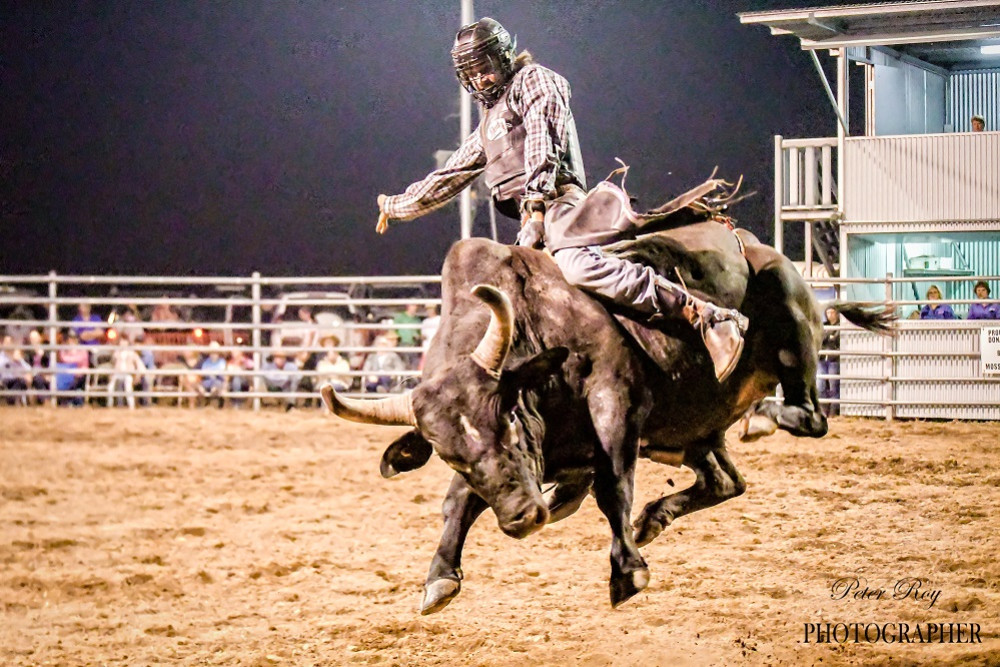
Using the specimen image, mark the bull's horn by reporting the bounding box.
[469,284,513,379]
[320,384,417,427]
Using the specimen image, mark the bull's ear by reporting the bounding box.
[380,429,434,479]
[505,347,569,391]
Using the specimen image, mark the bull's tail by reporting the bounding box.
[828,302,897,334]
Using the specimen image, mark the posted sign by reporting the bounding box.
[983,327,1000,376]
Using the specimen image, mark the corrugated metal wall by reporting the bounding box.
[949,68,1000,132]
[844,133,1000,222]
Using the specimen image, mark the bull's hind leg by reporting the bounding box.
[588,388,649,608]
[633,432,746,547]
[420,473,487,615]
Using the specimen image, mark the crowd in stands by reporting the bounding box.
[0,299,441,408]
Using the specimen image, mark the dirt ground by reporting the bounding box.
[2,407,998,666]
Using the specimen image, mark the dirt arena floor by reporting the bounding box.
[2,407,998,666]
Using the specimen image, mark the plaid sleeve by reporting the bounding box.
[381,129,486,222]
[511,66,573,208]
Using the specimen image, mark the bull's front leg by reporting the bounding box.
[589,389,649,608]
[420,472,487,615]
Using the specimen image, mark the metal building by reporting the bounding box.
[742,1,1000,419]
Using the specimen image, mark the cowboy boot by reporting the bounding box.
[654,276,749,382]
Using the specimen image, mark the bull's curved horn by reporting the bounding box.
[469,284,514,379]
[320,384,417,427]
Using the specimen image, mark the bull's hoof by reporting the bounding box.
[420,578,461,615]
[610,567,650,608]
[633,507,673,548]
[737,414,777,442]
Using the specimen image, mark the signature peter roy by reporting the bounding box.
[830,576,942,610]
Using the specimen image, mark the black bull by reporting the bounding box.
[322,222,890,614]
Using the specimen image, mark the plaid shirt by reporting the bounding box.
[383,64,583,221]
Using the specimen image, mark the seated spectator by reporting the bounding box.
[971,114,986,132]
[130,333,156,406]
[118,303,146,342]
[818,307,840,417]
[197,341,227,406]
[362,332,407,393]
[316,334,352,392]
[107,336,146,409]
[6,305,38,345]
[178,348,203,408]
[261,350,300,410]
[72,302,104,347]
[394,303,422,365]
[0,334,31,404]
[968,281,999,320]
[56,329,90,405]
[24,329,51,400]
[919,285,956,320]
[226,347,254,405]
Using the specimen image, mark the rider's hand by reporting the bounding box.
[516,210,545,249]
[376,194,390,234]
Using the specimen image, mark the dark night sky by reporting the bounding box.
[2,1,860,277]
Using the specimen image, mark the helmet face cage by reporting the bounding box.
[451,20,516,105]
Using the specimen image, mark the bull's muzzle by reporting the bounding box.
[498,500,550,540]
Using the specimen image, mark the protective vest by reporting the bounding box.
[480,67,586,219]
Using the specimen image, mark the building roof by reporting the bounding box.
[740,1,1000,70]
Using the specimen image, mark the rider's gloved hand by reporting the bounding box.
[376,194,391,234]
[516,210,545,249]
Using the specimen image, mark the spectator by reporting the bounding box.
[362,332,407,393]
[118,303,146,342]
[178,348,203,408]
[316,334,352,392]
[56,329,90,405]
[107,336,146,409]
[919,285,956,320]
[24,329,51,399]
[197,341,227,406]
[0,334,31,404]
[6,305,38,345]
[149,301,183,368]
[150,302,180,324]
[226,347,254,405]
[971,114,986,132]
[131,332,156,406]
[261,350,300,410]
[968,281,999,320]
[818,307,841,417]
[72,302,104,347]
[393,303,422,365]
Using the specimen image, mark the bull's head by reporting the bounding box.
[322,285,567,539]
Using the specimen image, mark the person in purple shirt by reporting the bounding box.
[968,280,999,320]
[71,303,104,346]
[919,285,957,320]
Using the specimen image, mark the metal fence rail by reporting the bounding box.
[1,272,999,419]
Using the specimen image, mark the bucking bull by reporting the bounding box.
[321,202,892,614]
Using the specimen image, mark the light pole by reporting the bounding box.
[459,0,474,239]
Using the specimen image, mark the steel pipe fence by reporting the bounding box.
[1,272,999,418]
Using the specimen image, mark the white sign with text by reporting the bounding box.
[982,327,1000,376]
